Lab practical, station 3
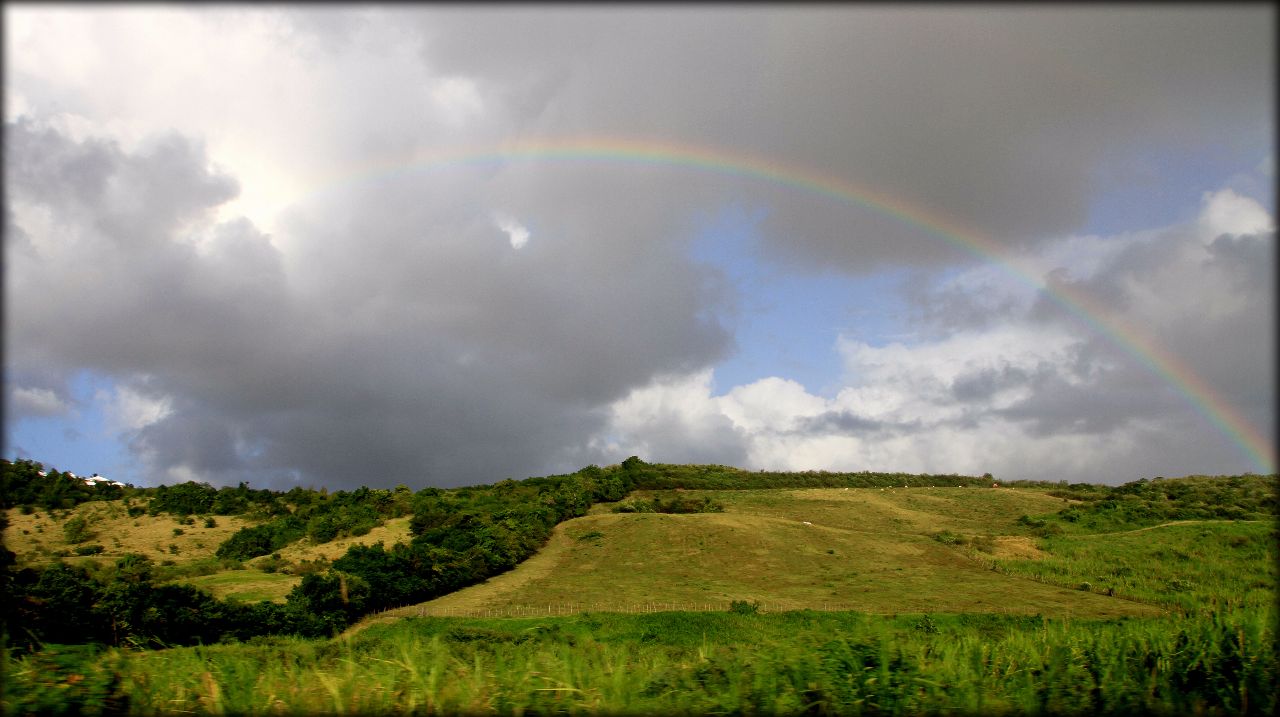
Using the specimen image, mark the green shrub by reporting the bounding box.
[913,614,940,633]
[62,516,92,544]
[728,600,760,615]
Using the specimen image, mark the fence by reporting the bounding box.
[401,601,1036,618]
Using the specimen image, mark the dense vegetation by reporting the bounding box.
[1041,474,1276,530]
[611,491,725,513]
[624,461,1007,490]
[1,459,125,510]
[213,485,414,560]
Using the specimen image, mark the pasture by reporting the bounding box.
[378,487,1164,620]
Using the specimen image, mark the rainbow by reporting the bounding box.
[296,136,1275,474]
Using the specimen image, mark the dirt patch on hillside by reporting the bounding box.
[989,536,1047,560]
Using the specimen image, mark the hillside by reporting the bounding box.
[374,487,1164,621]
[3,462,1275,716]
[3,503,416,603]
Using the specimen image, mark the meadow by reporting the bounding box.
[386,487,1160,620]
[3,467,1275,715]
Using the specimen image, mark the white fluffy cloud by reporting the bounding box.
[493,213,530,249]
[95,384,172,434]
[597,188,1275,482]
[1199,188,1274,239]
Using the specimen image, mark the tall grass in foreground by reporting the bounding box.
[6,609,1274,716]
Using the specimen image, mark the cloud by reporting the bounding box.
[594,188,1275,482]
[4,7,1272,487]
[493,213,530,249]
[96,384,172,434]
[1198,188,1274,238]
[596,370,748,467]
[4,113,731,488]
[431,77,485,127]
[8,386,70,420]
[407,6,1272,271]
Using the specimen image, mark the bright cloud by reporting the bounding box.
[494,213,531,249]
[96,384,172,434]
[1198,188,1273,239]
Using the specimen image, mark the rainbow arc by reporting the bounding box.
[295,136,1275,474]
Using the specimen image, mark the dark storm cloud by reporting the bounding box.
[405,6,1272,271]
[994,365,1175,438]
[5,117,733,488]
[949,365,1035,404]
[1028,224,1276,440]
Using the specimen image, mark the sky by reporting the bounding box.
[3,4,1275,490]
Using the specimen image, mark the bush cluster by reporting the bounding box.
[613,493,725,514]
[1040,474,1275,532]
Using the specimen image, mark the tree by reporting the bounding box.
[63,516,93,544]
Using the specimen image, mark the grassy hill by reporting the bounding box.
[4,463,1274,715]
[4,501,258,564]
[373,487,1164,621]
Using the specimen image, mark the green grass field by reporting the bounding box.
[177,570,301,603]
[993,519,1275,613]
[376,488,1161,620]
[8,609,1272,716]
[5,480,1275,715]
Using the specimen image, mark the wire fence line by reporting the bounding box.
[397,602,1036,618]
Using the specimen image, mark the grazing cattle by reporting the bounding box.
[802,521,813,526]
